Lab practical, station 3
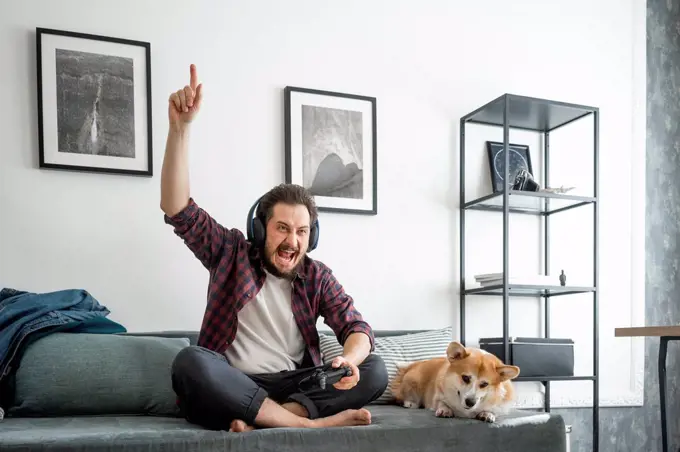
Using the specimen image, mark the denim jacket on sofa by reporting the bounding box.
[0,287,126,419]
[0,287,125,379]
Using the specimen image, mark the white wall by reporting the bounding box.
[0,0,645,410]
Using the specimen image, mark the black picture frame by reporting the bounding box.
[284,86,377,215]
[485,141,533,193]
[36,27,153,177]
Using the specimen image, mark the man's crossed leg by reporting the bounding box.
[171,345,389,431]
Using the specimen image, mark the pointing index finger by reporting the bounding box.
[190,64,198,90]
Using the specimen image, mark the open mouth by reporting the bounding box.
[275,248,297,266]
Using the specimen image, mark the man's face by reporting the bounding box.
[262,202,311,278]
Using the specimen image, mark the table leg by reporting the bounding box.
[659,336,668,452]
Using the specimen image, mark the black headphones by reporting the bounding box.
[246,195,319,252]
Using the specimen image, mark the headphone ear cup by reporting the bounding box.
[308,220,319,252]
[252,217,266,247]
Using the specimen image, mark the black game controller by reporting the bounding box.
[298,363,353,391]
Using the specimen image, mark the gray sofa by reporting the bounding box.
[0,329,567,452]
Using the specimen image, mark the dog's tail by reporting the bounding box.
[390,361,415,402]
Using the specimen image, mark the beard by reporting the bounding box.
[262,242,303,280]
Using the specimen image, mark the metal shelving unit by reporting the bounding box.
[458,93,599,451]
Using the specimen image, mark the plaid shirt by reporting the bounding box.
[164,198,375,366]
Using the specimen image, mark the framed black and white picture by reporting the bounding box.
[36,27,152,176]
[284,86,377,215]
[486,141,533,193]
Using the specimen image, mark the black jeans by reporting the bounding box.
[171,345,389,430]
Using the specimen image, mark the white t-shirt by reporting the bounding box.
[224,270,307,374]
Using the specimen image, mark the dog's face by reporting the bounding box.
[441,342,520,412]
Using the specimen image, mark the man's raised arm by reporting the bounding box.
[160,65,234,271]
[160,64,203,217]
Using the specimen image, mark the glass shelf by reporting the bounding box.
[461,93,598,132]
[515,375,596,382]
[464,190,596,215]
[464,284,596,297]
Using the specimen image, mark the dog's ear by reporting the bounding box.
[446,341,468,362]
[496,365,520,381]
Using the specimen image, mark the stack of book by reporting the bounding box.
[473,272,562,286]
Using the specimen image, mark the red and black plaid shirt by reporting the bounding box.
[164,198,375,366]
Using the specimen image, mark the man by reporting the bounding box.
[160,64,388,432]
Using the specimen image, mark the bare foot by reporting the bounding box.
[309,408,372,428]
[229,419,255,432]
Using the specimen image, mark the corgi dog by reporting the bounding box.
[390,341,520,423]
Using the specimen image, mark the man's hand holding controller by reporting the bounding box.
[329,356,360,390]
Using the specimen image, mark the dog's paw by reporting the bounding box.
[476,411,496,423]
[435,406,454,418]
[402,401,418,409]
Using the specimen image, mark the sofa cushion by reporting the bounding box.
[9,333,190,417]
[319,327,453,403]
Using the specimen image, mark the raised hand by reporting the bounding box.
[168,64,203,128]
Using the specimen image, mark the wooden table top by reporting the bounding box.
[615,325,680,337]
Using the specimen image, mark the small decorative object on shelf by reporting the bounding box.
[512,169,540,192]
[560,270,567,286]
[541,186,576,194]
[485,140,533,193]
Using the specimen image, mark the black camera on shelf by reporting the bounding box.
[512,169,540,192]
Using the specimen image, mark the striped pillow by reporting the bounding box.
[318,327,453,404]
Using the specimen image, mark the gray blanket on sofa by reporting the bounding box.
[0,405,565,452]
